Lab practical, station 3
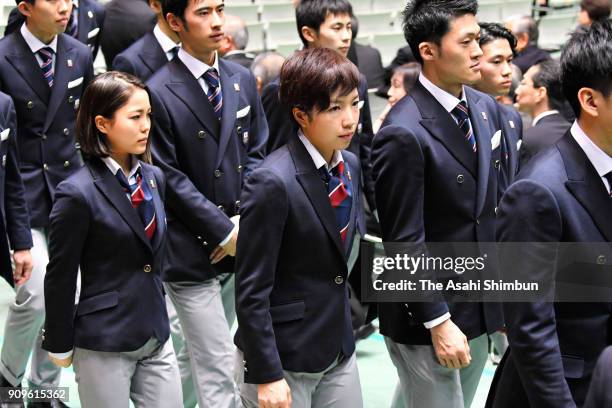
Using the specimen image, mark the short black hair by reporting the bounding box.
[296,0,353,47]
[580,0,611,22]
[531,59,567,112]
[162,0,188,21]
[479,22,517,54]
[402,0,478,64]
[561,20,612,118]
[280,47,359,125]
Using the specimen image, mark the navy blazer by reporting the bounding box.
[42,159,170,353]
[234,136,364,384]
[5,0,105,59]
[0,31,94,228]
[0,92,32,285]
[583,346,612,408]
[497,103,523,199]
[147,57,268,282]
[372,81,504,344]
[112,31,168,82]
[489,133,612,408]
[520,112,571,166]
[262,74,376,210]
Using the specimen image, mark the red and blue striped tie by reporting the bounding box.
[37,47,54,88]
[116,169,157,240]
[203,68,223,120]
[322,161,353,242]
[452,100,477,153]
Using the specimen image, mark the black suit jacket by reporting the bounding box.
[100,0,156,69]
[372,81,504,344]
[0,31,94,228]
[583,346,612,408]
[222,51,255,69]
[354,42,385,90]
[147,57,268,282]
[0,92,32,285]
[43,159,170,353]
[112,31,168,81]
[513,44,551,74]
[497,103,523,199]
[489,133,612,408]
[234,136,363,384]
[5,0,105,59]
[520,112,571,165]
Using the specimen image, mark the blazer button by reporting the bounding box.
[63,160,70,168]
[63,128,70,136]
[68,95,75,103]
[197,130,206,139]
[43,163,49,171]
[597,255,607,265]
[217,204,225,212]
[236,126,242,135]
[41,133,47,140]
[214,169,222,178]
[235,200,241,211]
[27,101,34,109]
[334,276,344,285]
[476,219,480,225]
[494,160,501,169]
[237,164,243,173]
[143,264,152,273]
[494,206,498,215]
[456,174,465,184]
[202,241,208,246]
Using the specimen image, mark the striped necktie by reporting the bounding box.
[115,168,157,240]
[452,100,477,153]
[605,172,612,198]
[321,161,353,242]
[37,47,55,88]
[202,68,223,120]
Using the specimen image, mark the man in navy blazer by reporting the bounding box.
[0,0,93,404]
[5,0,105,59]
[147,0,267,406]
[371,1,504,407]
[112,0,180,81]
[234,47,365,408]
[487,21,612,408]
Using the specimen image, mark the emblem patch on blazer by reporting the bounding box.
[509,120,515,129]
[88,10,94,19]
[242,131,249,145]
[149,179,156,189]
[67,59,73,68]
[481,112,488,121]
[234,83,240,92]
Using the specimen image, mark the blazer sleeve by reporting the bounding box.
[371,125,449,322]
[112,53,137,76]
[358,76,376,211]
[43,181,90,353]
[148,89,234,246]
[235,167,288,384]
[2,97,32,250]
[497,179,576,408]
[243,70,268,177]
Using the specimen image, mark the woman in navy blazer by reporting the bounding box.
[42,72,182,408]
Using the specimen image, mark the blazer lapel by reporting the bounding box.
[467,89,493,217]
[44,36,74,132]
[140,164,166,251]
[343,157,359,256]
[89,160,152,251]
[413,82,478,178]
[5,33,51,103]
[139,33,168,76]
[289,138,346,259]
[166,60,220,138]
[215,60,240,169]
[558,134,612,242]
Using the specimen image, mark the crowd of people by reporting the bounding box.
[0,0,610,407]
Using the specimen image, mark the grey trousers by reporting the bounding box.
[165,280,241,408]
[385,334,488,408]
[235,350,363,408]
[0,228,61,388]
[73,337,182,408]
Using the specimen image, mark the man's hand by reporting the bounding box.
[48,354,72,368]
[13,249,33,286]
[430,318,471,369]
[210,218,240,264]
[258,379,291,408]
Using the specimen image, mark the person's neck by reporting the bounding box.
[302,129,334,164]
[26,21,56,45]
[578,117,612,156]
[423,67,462,98]
[158,20,180,44]
[181,43,216,66]
[112,153,133,176]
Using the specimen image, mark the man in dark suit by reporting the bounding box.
[371,1,504,407]
[488,20,612,408]
[583,346,612,408]
[505,15,550,74]
[515,59,572,164]
[0,1,93,406]
[147,0,267,406]
[5,0,105,59]
[219,15,255,69]
[351,15,385,90]
[112,0,180,81]
[100,0,156,69]
[234,46,364,408]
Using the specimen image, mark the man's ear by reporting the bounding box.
[534,86,548,104]
[166,13,183,34]
[419,42,436,62]
[301,26,317,45]
[17,1,32,18]
[293,108,310,129]
[577,87,600,118]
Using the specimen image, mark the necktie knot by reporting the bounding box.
[452,100,477,153]
[203,67,223,120]
[204,68,220,88]
[452,100,469,120]
[170,46,180,60]
[37,47,55,88]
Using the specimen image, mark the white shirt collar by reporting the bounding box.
[178,48,220,80]
[418,72,468,113]
[72,0,79,9]
[153,24,179,55]
[298,130,344,172]
[20,23,58,54]
[101,156,141,180]
[570,121,612,180]
[532,110,559,127]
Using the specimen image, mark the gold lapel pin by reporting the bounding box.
[234,83,240,92]
[481,112,488,121]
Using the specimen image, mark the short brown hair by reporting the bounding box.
[279,47,359,124]
[581,0,611,21]
[76,71,152,163]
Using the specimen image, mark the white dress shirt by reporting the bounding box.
[571,121,612,194]
[20,23,58,69]
[177,48,221,95]
[153,24,180,61]
[298,130,344,172]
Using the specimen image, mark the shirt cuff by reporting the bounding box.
[48,350,73,360]
[423,312,451,329]
[218,224,237,247]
